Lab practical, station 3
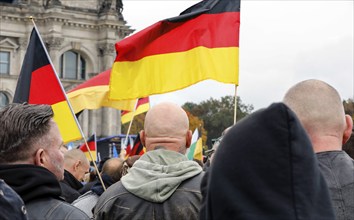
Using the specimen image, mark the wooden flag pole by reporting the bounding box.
[233,85,238,125]
[30,17,106,191]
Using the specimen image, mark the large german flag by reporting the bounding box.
[13,28,82,143]
[109,0,240,100]
[67,69,136,113]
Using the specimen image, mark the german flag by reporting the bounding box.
[109,0,240,100]
[126,133,145,157]
[121,97,150,124]
[13,27,81,143]
[67,69,136,113]
[78,134,97,162]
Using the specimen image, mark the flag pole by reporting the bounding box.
[29,17,106,191]
[233,85,238,125]
[121,98,139,158]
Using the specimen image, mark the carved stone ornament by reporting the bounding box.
[45,37,64,49]
[98,42,115,56]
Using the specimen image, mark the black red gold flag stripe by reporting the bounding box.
[67,69,136,113]
[121,97,150,124]
[109,0,240,100]
[13,28,82,143]
[78,134,97,162]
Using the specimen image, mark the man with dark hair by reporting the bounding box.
[72,158,123,218]
[94,102,203,220]
[0,103,89,219]
[283,79,354,220]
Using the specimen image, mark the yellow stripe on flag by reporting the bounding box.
[51,101,82,143]
[194,138,203,161]
[67,85,136,113]
[110,46,239,100]
[84,151,97,162]
[121,102,150,124]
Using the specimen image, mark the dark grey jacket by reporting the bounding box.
[317,151,354,220]
[94,150,203,220]
[94,173,204,220]
[0,164,89,220]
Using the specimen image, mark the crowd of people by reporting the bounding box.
[0,79,353,220]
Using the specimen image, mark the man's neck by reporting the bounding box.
[311,135,342,153]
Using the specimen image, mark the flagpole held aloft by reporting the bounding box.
[233,85,238,125]
[29,17,106,191]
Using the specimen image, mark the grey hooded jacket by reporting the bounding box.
[93,149,203,220]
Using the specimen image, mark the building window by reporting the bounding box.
[60,51,86,80]
[0,51,10,75]
[0,92,9,109]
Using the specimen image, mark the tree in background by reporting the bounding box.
[183,95,253,147]
[121,113,146,135]
[185,111,207,148]
[343,99,354,121]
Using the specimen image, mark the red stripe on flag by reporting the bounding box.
[115,12,240,62]
[29,64,66,104]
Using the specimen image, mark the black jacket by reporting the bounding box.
[0,164,89,220]
[200,103,335,220]
[59,169,83,203]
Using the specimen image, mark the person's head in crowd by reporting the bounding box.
[140,102,192,154]
[101,158,124,183]
[98,157,110,172]
[283,79,353,152]
[200,103,335,219]
[0,103,65,180]
[0,179,28,220]
[64,149,90,182]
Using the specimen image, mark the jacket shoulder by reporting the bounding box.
[26,197,89,219]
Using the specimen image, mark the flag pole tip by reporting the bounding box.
[28,16,34,20]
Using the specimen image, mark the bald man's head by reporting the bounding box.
[141,102,192,154]
[64,149,90,181]
[283,79,352,151]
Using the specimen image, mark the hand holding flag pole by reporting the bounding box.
[28,17,106,191]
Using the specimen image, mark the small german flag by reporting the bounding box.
[78,134,97,162]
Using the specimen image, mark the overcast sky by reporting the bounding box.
[122,0,353,111]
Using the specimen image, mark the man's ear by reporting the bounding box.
[343,115,353,145]
[185,130,192,148]
[34,148,45,167]
[140,130,146,146]
[74,160,81,171]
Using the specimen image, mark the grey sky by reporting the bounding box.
[123,0,353,110]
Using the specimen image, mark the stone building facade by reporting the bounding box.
[0,0,133,139]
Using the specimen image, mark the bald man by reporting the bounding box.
[94,102,203,220]
[59,149,90,203]
[283,79,354,220]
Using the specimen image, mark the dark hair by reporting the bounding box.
[0,103,54,163]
